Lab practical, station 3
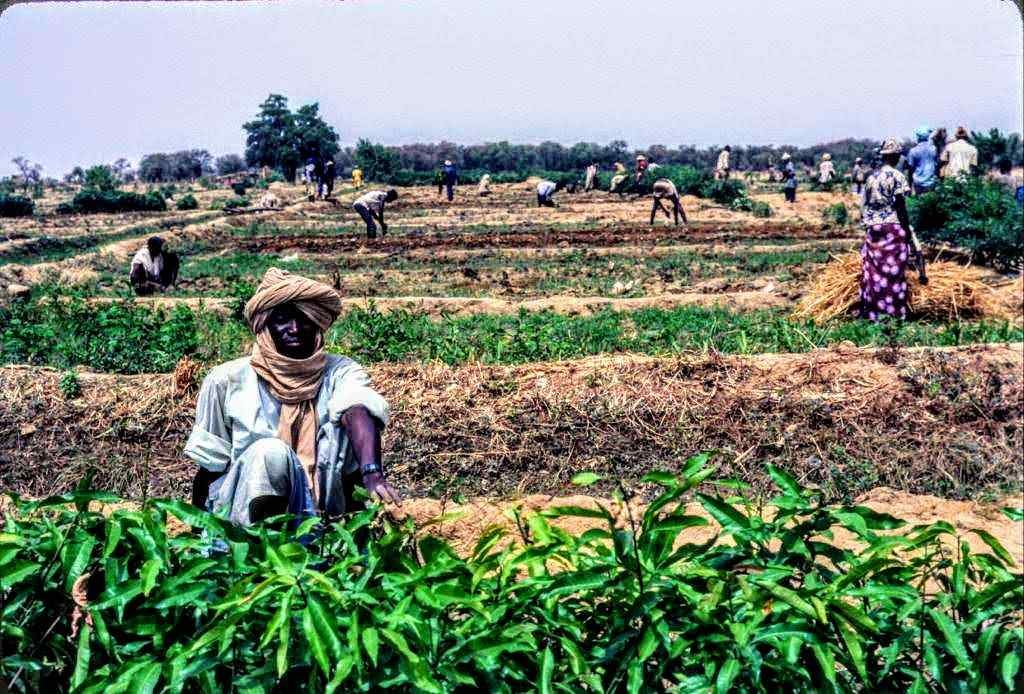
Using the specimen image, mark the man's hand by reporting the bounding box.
[364,472,401,505]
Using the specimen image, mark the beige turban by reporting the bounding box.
[244,268,343,493]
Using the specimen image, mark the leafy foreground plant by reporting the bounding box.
[2,456,1021,692]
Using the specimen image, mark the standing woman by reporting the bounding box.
[781,153,797,203]
[859,138,914,322]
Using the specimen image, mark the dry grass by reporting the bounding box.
[793,251,1021,323]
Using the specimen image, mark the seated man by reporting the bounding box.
[185,268,400,526]
[650,178,688,226]
[130,236,179,295]
[536,179,564,207]
[352,188,398,239]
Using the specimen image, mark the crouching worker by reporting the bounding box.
[353,188,398,239]
[536,179,564,207]
[650,178,688,226]
[185,268,400,527]
[130,236,179,295]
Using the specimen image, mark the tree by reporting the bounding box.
[243,94,298,179]
[215,154,246,176]
[138,153,171,183]
[64,166,85,185]
[293,103,340,164]
[111,158,133,183]
[354,139,400,183]
[83,165,118,192]
[11,156,42,192]
[971,128,1024,168]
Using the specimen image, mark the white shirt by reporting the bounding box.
[537,180,557,198]
[942,139,978,178]
[130,247,163,282]
[354,190,389,214]
[717,150,730,171]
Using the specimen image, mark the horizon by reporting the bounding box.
[2,0,1022,176]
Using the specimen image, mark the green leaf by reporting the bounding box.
[128,660,162,694]
[259,588,294,650]
[756,579,820,622]
[970,529,1015,566]
[715,658,740,693]
[539,646,554,694]
[276,607,291,678]
[696,494,751,534]
[0,560,39,590]
[637,626,658,661]
[835,618,868,683]
[571,472,602,486]
[303,604,331,675]
[362,627,379,667]
[140,559,161,597]
[1002,650,1021,690]
[1001,507,1024,522]
[767,465,803,497]
[929,608,971,671]
[71,622,92,690]
[627,657,643,694]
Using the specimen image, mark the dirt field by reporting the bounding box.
[1,179,1021,541]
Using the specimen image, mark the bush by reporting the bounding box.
[158,184,178,199]
[224,196,251,210]
[2,456,1021,692]
[58,369,81,398]
[823,202,849,226]
[175,194,199,211]
[0,193,34,217]
[910,177,1024,272]
[731,196,773,218]
[231,181,249,196]
[60,189,167,214]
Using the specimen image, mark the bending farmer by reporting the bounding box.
[185,268,400,527]
[130,236,179,295]
[353,188,398,239]
[650,178,688,226]
[536,179,564,207]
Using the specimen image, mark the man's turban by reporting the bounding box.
[243,267,342,335]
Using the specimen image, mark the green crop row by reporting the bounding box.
[2,456,1021,692]
[2,292,1020,374]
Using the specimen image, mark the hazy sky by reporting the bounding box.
[2,0,1022,176]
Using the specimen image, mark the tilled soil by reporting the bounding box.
[3,344,1020,503]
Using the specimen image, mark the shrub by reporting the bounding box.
[1,456,1021,692]
[231,182,249,196]
[823,202,849,226]
[158,183,178,199]
[910,177,1024,272]
[224,196,250,210]
[58,369,81,398]
[731,196,773,218]
[60,189,167,214]
[0,193,34,217]
[175,194,199,211]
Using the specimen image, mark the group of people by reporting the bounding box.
[301,157,338,201]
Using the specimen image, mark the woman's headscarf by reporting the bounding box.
[243,268,342,488]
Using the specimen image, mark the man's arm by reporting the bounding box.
[341,405,400,504]
[184,372,233,509]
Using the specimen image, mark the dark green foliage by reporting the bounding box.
[175,194,198,211]
[909,176,1024,272]
[2,457,1021,691]
[597,165,746,204]
[59,190,167,215]
[731,196,773,218]
[970,128,1024,168]
[231,182,249,196]
[354,139,402,184]
[58,369,81,399]
[244,95,338,181]
[138,151,213,183]
[0,293,199,373]
[214,153,246,176]
[83,165,119,193]
[0,193,34,217]
[3,297,1019,373]
[823,202,849,226]
[223,196,250,210]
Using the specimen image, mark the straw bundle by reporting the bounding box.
[793,251,1019,323]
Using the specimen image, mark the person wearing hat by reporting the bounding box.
[186,268,399,527]
[715,146,732,180]
[940,127,978,178]
[442,159,458,202]
[851,157,867,195]
[130,236,179,296]
[319,158,336,199]
[818,153,836,187]
[781,152,797,203]
[634,154,650,185]
[584,162,599,192]
[907,127,938,195]
[859,137,926,323]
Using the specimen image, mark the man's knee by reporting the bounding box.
[247,438,293,482]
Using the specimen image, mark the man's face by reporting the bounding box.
[267,304,319,359]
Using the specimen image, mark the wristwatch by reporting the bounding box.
[361,463,382,476]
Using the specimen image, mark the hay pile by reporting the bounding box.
[793,251,1020,323]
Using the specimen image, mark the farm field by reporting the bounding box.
[2,178,1022,690]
